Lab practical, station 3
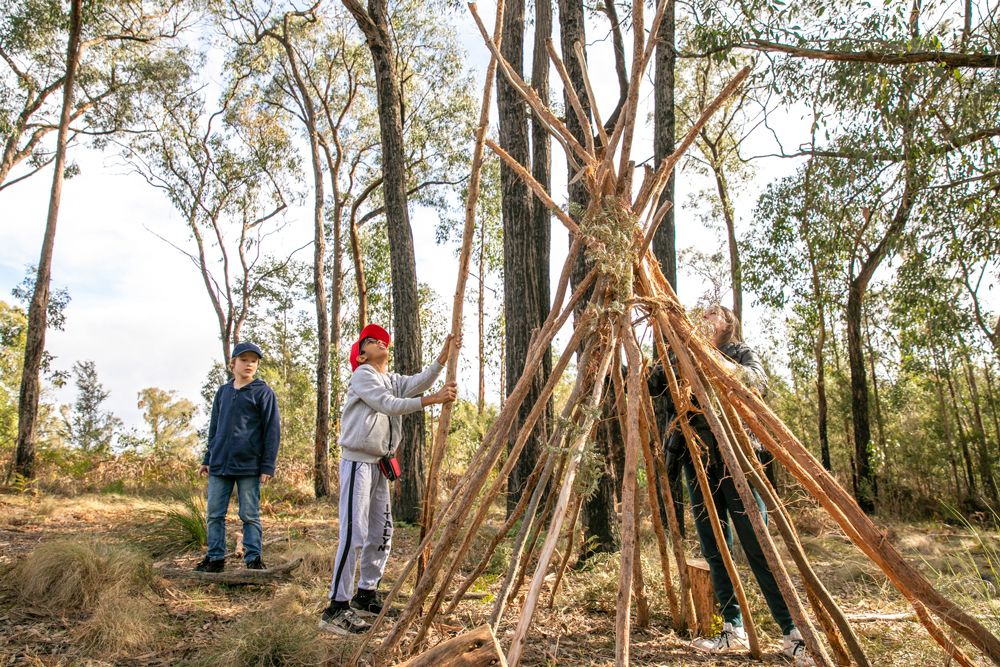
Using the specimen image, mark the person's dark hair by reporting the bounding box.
[708,305,743,347]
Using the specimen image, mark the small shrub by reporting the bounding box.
[76,593,159,657]
[6,538,153,608]
[197,605,325,667]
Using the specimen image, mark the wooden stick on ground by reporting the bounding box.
[156,557,303,584]
[394,624,507,667]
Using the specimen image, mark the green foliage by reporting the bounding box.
[137,387,200,458]
[0,301,27,457]
[59,361,121,458]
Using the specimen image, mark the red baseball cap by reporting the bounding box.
[350,324,391,372]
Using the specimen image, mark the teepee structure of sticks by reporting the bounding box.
[346,1,1000,665]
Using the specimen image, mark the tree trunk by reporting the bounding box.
[932,353,963,498]
[478,226,486,413]
[652,0,677,290]
[846,169,915,513]
[983,362,1000,466]
[344,0,426,522]
[962,346,998,505]
[14,0,83,479]
[501,0,549,515]
[558,0,621,550]
[943,348,977,496]
[580,382,623,562]
[277,32,331,501]
[846,274,876,513]
[705,142,741,320]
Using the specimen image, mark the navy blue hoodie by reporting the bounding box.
[202,378,280,476]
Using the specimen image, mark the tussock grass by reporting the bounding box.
[195,592,325,667]
[5,538,153,608]
[281,543,337,580]
[148,492,208,554]
[76,593,159,657]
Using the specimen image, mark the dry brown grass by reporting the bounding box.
[75,593,160,657]
[4,538,153,608]
[195,591,326,667]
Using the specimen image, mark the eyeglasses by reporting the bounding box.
[360,337,387,351]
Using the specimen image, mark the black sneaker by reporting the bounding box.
[246,557,266,570]
[194,556,224,573]
[318,605,371,635]
[350,590,399,618]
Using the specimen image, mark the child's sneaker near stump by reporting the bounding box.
[692,622,749,652]
[246,557,266,570]
[319,605,371,635]
[784,629,817,666]
[194,556,224,573]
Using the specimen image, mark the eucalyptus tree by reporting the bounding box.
[125,72,301,367]
[9,0,194,479]
[677,54,759,321]
[0,0,194,189]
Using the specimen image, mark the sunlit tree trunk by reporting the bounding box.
[344,0,426,522]
[14,0,83,479]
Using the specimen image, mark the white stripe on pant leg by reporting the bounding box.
[358,466,393,591]
[329,459,373,602]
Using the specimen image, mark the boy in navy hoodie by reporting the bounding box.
[195,341,280,572]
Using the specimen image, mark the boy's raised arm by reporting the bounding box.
[354,367,426,415]
[397,333,462,398]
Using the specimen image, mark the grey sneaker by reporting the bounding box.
[784,629,817,666]
[692,622,749,652]
[318,605,371,635]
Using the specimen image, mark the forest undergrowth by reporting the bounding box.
[1,472,999,667]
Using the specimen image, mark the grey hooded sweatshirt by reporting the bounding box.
[338,360,444,463]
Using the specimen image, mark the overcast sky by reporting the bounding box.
[0,2,807,434]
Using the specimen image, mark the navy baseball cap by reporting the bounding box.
[231,342,263,359]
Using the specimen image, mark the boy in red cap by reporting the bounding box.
[319,324,461,635]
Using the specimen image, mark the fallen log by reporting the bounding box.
[155,557,302,584]
[397,624,507,667]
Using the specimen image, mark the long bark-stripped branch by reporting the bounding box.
[506,325,620,667]
[418,0,507,581]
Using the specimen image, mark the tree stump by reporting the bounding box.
[397,624,507,667]
[688,558,717,636]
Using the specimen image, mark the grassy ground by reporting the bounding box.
[1,485,998,666]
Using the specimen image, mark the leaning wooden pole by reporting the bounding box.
[506,326,619,667]
[717,397,872,667]
[615,326,646,666]
[418,0,506,580]
[653,332,762,659]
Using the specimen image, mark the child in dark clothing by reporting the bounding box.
[195,341,281,572]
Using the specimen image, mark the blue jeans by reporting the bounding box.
[683,457,795,635]
[206,475,262,562]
